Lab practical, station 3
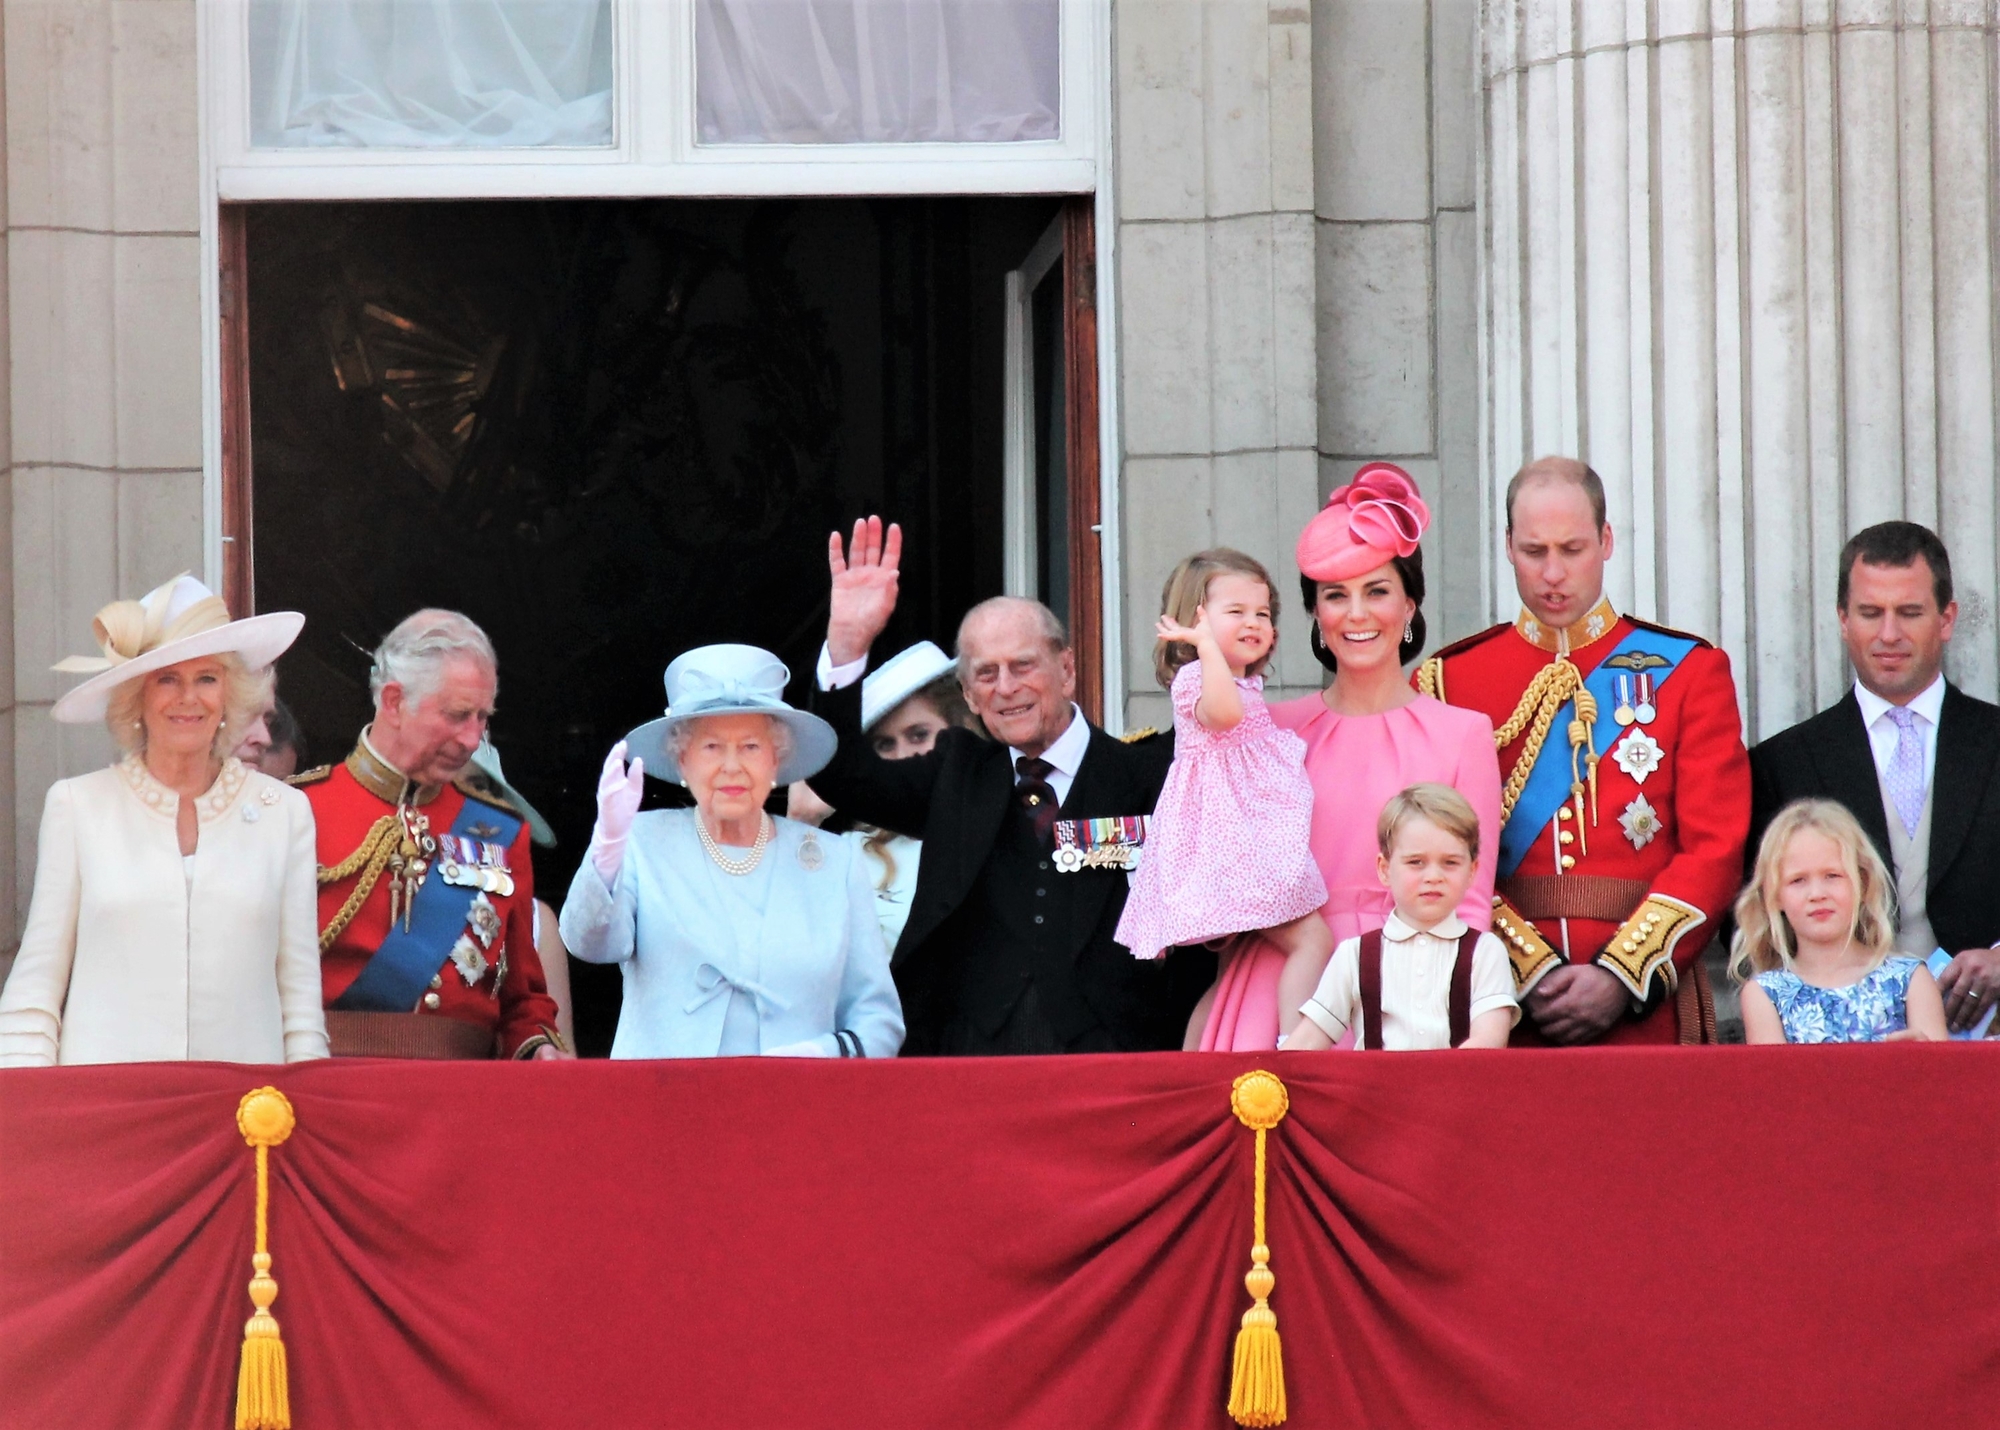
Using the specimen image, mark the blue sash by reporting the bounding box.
[332,795,522,1013]
[1497,626,1699,878]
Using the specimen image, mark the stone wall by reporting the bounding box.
[4,0,205,954]
[1112,0,1487,732]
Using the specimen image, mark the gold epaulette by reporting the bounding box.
[1119,726,1163,744]
[1414,657,1445,701]
[454,766,522,817]
[286,764,333,786]
[1596,894,1703,1000]
[1491,895,1561,994]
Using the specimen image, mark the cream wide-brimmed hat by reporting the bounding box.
[50,573,304,724]
[624,644,838,787]
[861,640,957,732]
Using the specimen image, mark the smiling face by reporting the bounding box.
[958,603,1076,756]
[1506,479,1613,629]
[870,694,948,761]
[1839,558,1956,704]
[680,714,781,828]
[1200,571,1277,675]
[1313,562,1416,674]
[1376,816,1475,930]
[141,658,229,760]
[1774,827,1858,955]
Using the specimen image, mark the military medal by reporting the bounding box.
[449,933,490,987]
[1633,673,1658,725]
[1619,793,1663,849]
[467,891,501,949]
[1052,816,1149,873]
[1613,728,1663,785]
[1613,674,1637,728]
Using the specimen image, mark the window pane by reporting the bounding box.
[697,0,1060,145]
[249,0,614,149]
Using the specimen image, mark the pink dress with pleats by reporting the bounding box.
[1197,692,1504,1052]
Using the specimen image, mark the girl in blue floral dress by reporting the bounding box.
[1731,799,1947,1043]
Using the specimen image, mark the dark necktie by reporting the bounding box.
[1015,755,1060,844]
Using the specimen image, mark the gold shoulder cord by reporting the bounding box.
[1414,657,1444,701]
[1492,657,1600,845]
[315,814,401,952]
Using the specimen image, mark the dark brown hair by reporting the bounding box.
[1298,547,1427,674]
[1837,521,1953,612]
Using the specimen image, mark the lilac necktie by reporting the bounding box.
[1884,705,1927,838]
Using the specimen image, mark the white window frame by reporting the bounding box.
[1000,215,1066,600]
[205,0,1100,200]
[198,0,1125,721]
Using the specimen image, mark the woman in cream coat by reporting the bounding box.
[0,575,329,1066]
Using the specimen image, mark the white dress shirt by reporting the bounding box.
[819,642,1087,803]
[1297,911,1519,1050]
[1854,673,1945,788]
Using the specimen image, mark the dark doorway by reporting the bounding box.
[239,196,1063,1053]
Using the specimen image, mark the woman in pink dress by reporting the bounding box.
[1198,464,1504,1051]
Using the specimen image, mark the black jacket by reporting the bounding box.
[1748,683,2000,954]
[808,677,1205,1052]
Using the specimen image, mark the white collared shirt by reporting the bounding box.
[1853,673,1945,789]
[1297,911,1518,1051]
[818,643,1088,804]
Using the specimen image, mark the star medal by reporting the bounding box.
[1619,793,1663,850]
[1632,672,1658,725]
[1613,728,1663,785]
[467,891,501,949]
[449,933,490,987]
[1613,674,1636,727]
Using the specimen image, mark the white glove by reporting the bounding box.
[762,1039,833,1058]
[588,740,645,885]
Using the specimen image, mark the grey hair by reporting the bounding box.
[666,713,795,775]
[953,597,1068,684]
[369,609,497,709]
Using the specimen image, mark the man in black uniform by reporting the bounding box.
[808,517,1207,1054]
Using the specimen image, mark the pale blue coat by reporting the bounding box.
[559,811,904,1059]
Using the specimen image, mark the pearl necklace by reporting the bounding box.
[697,812,772,875]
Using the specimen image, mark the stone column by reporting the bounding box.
[1481,0,2000,740]
[5,0,205,952]
[1113,1,1322,730]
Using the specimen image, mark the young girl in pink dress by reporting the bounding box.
[1115,550,1332,1048]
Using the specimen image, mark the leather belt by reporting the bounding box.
[326,1010,495,1060]
[1499,875,1650,924]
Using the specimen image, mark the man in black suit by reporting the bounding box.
[1749,521,1999,1033]
[807,517,1208,1054]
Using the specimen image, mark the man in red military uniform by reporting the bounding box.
[294,610,567,1060]
[1416,457,1750,1045]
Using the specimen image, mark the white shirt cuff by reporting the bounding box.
[817,643,868,692]
[1297,998,1346,1042]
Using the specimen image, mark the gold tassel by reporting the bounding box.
[235,1088,297,1430]
[1227,1070,1291,1428]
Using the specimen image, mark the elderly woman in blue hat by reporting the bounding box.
[559,644,904,1058]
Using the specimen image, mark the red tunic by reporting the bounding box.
[297,739,561,1059]
[1418,602,1751,1045]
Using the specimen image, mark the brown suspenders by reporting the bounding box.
[1356,927,1480,1049]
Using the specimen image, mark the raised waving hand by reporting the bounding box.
[827,516,903,666]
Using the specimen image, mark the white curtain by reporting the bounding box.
[696,0,1060,145]
[249,0,614,149]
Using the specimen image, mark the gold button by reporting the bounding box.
[429,974,442,990]
[423,992,441,1010]
[1492,895,1504,908]
[1560,855,1576,869]
[1559,830,1575,845]
[1624,939,1640,952]
[1558,807,1573,821]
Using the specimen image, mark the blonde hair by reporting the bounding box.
[1729,799,1897,982]
[1376,782,1480,862]
[105,653,274,760]
[1154,548,1278,688]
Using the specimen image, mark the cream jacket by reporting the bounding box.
[0,758,329,1067]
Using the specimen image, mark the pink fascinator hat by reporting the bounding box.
[1295,462,1431,582]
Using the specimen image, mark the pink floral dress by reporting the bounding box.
[1115,661,1328,961]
